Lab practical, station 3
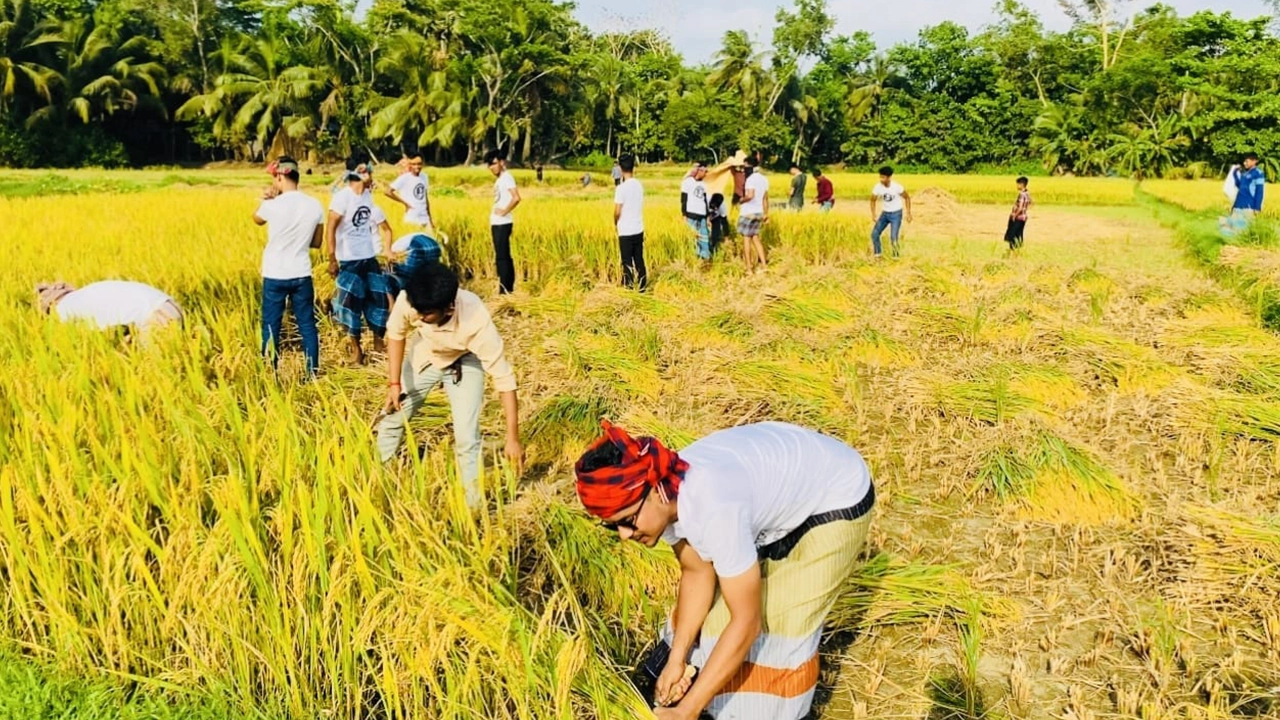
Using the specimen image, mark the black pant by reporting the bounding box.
[619,233,647,290]
[1004,218,1026,248]
[709,215,730,250]
[491,223,515,293]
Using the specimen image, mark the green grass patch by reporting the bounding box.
[0,651,263,720]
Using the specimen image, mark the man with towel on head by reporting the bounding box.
[36,280,183,335]
[574,420,877,720]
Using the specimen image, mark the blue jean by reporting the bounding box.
[871,210,903,257]
[262,276,319,375]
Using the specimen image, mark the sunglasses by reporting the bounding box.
[601,485,651,532]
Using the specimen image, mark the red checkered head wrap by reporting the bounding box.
[575,420,688,519]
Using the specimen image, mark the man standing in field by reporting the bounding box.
[1234,152,1267,216]
[35,280,183,335]
[327,152,395,366]
[254,155,324,377]
[376,263,525,509]
[385,150,433,231]
[574,420,876,720]
[813,169,834,212]
[614,154,647,291]
[681,162,712,264]
[1004,176,1032,253]
[612,160,623,187]
[787,163,806,211]
[738,156,769,274]
[869,166,912,259]
[487,149,521,294]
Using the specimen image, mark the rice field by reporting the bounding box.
[2,168,1279,719]
[1145,178,1279,220]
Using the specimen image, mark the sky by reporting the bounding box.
[573,0,1273,64]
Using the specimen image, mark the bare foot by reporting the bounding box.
[372,335,386,354]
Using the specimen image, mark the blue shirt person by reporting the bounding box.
[1233,153,1266,213]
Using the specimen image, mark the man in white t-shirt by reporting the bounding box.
[614,154,647,291]
[737,156,770,274]
[254,155,324,377]
[680,162,711,263]
[385,150,433,230]
[326,151,395,365]
[36,280,183,335]
[574,421,875,720]
[869,165,913,259]
[487,149,521,294]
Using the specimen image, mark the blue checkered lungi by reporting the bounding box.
[389,234,443,295]
[334,258,392,335]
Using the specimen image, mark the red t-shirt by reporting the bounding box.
[816,177,834,203]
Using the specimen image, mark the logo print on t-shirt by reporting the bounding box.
[882,193,894,202]
[413,184,425,200]
[352,206,371,228]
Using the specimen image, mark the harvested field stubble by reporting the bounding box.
[0,175,1278,719]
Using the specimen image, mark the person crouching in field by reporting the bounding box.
[376,263,525,509]
[575,421,876,720]
[327,152,394,366]
[388,231,443,296]
[255,156,324,377]
[36,280,183,336]
[1004,176,1032,253]
[708,193,730,254]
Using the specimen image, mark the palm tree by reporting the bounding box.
[177,37,324,157]
[590,52,633,156]
[846,55,894,124]
[367,32,466,154]
[708,30,770,113]
[28,19,163,126]
[788,93,820,163]
[0,0,60,116]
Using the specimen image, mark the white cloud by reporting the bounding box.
[574,0,1273,64]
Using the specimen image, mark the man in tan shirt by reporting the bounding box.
[376,263,524,508]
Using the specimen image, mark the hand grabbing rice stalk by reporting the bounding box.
[575,421,877,720]
[654,662,697,710]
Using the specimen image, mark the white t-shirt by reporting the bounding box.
[56,281,175,329]
[329,187,386,261]
[491,171,517,226]
[740,172,769,215]
[681,176,708,217]
[256,191,324,280]
[614,177,645,236]
[660,422,873,578]
[390,171,431,225]
[872,181,906,213]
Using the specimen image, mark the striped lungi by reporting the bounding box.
[664,488,874,719]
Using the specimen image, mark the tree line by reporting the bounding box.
[0,0,1277,176]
